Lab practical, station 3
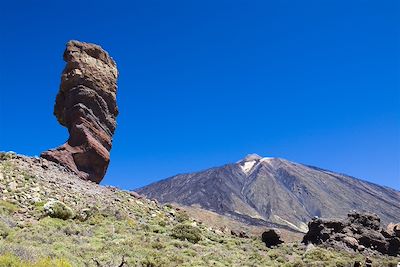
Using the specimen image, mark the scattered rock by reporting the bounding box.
[230,229,249,238]
[261,229,283,248]
[129,191,144,199]
[41,40,119,184]
[76,207,97,222]
[302,212,400,256]
[365,257,372,267]
[43,200,74,220]
[305,243,315,252]
[8,182,17,191]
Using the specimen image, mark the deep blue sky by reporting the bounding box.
[0,0,399,190]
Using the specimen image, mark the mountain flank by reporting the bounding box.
[138,154,400,232]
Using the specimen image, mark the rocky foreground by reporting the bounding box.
[303,212,400,256]
[0,152,399,266]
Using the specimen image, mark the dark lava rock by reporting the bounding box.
[261,229,284,248]
[346,212,381,231]
[41,40,119,183]
[302,212,400,256]
[230,229,249,238]
[387,223,400,238]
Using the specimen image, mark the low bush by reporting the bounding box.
[0,253,72,267]
[0,201,18,215]
[175,211,189,223]
[171,224,202,243]
[0,221,11,238]
[43,201,74,220]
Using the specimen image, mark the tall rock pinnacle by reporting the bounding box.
[41,40,119,183]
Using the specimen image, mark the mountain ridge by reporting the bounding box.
[137,154,400,232]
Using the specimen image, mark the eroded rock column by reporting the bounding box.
[41,40,119,183]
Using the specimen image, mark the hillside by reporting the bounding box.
[138,154,400,232]
[1,152,398,266]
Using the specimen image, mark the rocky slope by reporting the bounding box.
[138,154,400,232]
[41,40,119,184]
[0,152,398,266]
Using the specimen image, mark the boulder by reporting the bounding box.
[261,229,283,248]
[302,212,399,256]
[41,40,119,183]
[346,212,380,231]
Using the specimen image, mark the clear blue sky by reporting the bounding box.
[0,0,399,190]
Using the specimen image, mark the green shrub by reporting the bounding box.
[150,225,166,234]
[0,254,21,267]
[164,203,173,209]
[43,201,74,220]
[140,256,166,267]
[175,211,189,223]
[0,221,11,238]
[0,254,72,267]
[151,241,166,250]
[0,200,18,214]
[303,247,340,263]
[157,220,167,227]
[171,224,202,243]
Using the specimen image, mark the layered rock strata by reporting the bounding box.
[41,40,118,183]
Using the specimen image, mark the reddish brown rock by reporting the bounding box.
[41,40,118,183]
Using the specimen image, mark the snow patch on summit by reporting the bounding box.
[260,157,273,163]
[241,160,256,174]
[238,154,276,174]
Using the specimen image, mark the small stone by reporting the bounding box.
[306,243,315,252]
[214,229,223,235]
[365,257,372,267]
[8,182,17,191]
